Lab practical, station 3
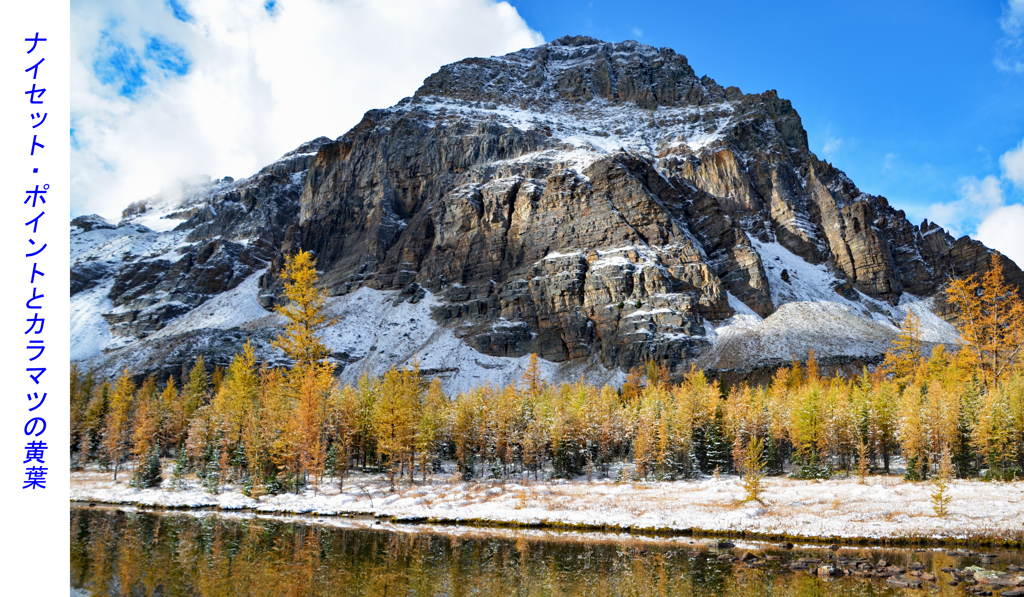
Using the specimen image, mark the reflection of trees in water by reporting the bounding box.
[72,508,921,597]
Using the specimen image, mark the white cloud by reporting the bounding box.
[822,136,842,157]
[995,0,1024,72]
[926,175,1004,237]
[925,139,1024,268]
[630,27,643,38]
[882,152,897,171]
[977,204,1024,269]
[1000,138,1024,189]
[72,0,543,219]
[959,174,1006,210]
[1001,0,1024,35]
[995,39,1024,73]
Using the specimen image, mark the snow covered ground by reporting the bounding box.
[70,467,1024,544]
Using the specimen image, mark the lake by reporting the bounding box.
[70,504,1024,596]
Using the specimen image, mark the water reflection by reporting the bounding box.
[70,507,1020,597]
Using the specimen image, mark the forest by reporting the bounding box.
[69,251,1024,496]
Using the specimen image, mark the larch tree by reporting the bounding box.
[272,250,337,374]
[70,366,97,462]
[130,378,164,489]
[415,378,448,482]
[182,356,210,424]
[946,254,1024,390]
[882,311,923,385]
[297,363,335,493]
[246,365,298,492]
[373,364,424,488]
[130,377,160,472]
[212,341,260,473]
[522,353,545,397]
[451,388,484,480]
[157,376,181,455]
[266,249,339,491]
[871,375,900,474]
[102,370,136,481]
[329,383,362,490]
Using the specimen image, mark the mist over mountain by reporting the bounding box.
[71,36,1024,390]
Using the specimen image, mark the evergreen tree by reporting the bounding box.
[132,444,163,489]
[83,382,111,461]
[953,376,980,478]
[170,449,189,490]
[700,415,730,475]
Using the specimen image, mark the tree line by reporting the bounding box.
[69,251,1024,493]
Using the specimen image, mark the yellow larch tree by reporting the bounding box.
[415,378,449,482]
[211,341,260,481]
[946,253,1024,390]
[522,353,545,397]
[130,376,159,471]
[157,375,182,455]
[272,250,337,374]
[328,383,361,489]
[181,356,210,426]
[268,249,338,491]
[373,364,424,487]
[296,363,335,492]
[102,369,136,481]
[882,310,922,385]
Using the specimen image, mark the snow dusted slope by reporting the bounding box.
[696,239,960,371]
[78,267,624,393]
[321,287,625,393]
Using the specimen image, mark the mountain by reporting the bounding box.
[71,35,1024,391]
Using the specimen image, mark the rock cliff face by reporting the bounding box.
[72,36,1023,388]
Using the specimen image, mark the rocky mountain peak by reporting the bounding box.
[71,37,1023,391]
[415,35,714,112]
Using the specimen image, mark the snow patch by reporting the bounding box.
[154,270,277,336]
[71,279,116,361]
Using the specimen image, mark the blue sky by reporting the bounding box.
[71,0,1024,265]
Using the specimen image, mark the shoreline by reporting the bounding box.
[68,498,1024,549]
[70,470,1024,548]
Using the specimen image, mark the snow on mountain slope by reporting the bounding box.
[155,270,280,335]
[695,240,961,371]
[77,268,625,394]
[71,279,115,362]
[321,287,625,393]
[413,95,735,160]
[701,301,903,370]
